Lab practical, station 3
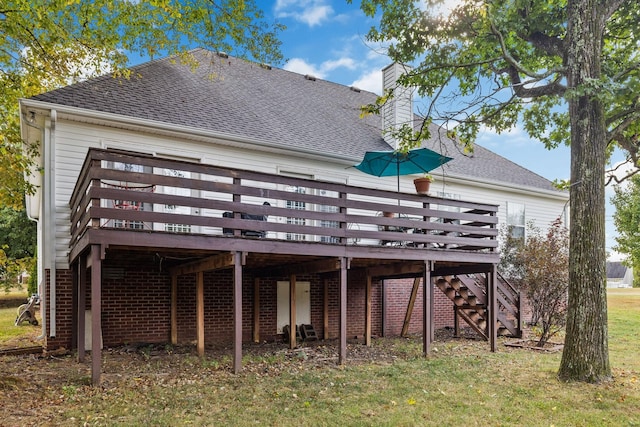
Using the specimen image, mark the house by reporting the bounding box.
[19,49,569,384]
[606,261,633,288]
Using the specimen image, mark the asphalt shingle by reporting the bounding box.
[31,49,563,193]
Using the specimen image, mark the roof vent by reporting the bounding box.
[217,52,229,58]
[304,74,317,81]
[350,86,361,93]
[259,63,272,70]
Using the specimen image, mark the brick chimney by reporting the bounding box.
[381,62,414,149]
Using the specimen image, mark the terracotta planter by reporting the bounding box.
[413,177,432,194]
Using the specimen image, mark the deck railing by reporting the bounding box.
[69,149,499,253]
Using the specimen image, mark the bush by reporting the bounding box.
[499,218,569,347]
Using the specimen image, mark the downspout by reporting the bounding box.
[22,111,46,339]
[47,110,57,337]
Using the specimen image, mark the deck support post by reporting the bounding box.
[289,274,297,349]
[489,265,498,352]
[196,271,205,357]
[401,277,421,337]
[233,251,243,373]
[253,277,260,343]
[365,274,372,346]
[171,274,178,345]
[453,306,460,338]
[339,257,348,364]
[323,278,329,340]
[90,244,102,386]
[381,279,386,337]
[423,260,432,356]
[431,275,435,342]
[77,254,87,363]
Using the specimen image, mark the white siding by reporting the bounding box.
[48,118,568,268]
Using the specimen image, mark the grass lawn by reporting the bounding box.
[0,287,41,348]
[0,289,638,426]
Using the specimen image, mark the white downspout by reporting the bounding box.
[47,110,57,337]
[24,124,47,340]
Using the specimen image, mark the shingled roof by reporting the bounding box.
[31,48,562,193]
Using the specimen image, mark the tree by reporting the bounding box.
[355,0,640,382]
[0,206,37,293]
[1,0,284,208]
[611,174,640,287]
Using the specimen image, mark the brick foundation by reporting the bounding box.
[45,262,455,350]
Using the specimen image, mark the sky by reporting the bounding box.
[265,0,630,261]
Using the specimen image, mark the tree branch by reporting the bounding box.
[504,65,566,98]
[606,160,640,185]
[525,31,566,58]
[600,0,627,22]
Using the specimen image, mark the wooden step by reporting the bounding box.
[458,287,469,299]
[436,278,449,292]
[465,311,482,323]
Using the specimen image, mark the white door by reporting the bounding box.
[276,281,311,333]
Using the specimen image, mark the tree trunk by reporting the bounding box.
[558,0,611,382]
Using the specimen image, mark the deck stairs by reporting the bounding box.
[435,273,522,340]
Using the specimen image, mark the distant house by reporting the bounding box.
[606,262,633,288]
[19,49,568,384]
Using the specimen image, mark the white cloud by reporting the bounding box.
[284,58,325,78]
[284,56,360,80]
[299,4,333,26]
[321,57,357,72]
[274,0,334,27]
[475,125,532,149]
[351,69,382,94]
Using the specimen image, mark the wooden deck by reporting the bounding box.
[68,148,502,385]
[69,148,499,266]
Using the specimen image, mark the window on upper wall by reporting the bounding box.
[506,202,525,239]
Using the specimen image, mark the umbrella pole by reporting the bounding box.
[397,162,401,206]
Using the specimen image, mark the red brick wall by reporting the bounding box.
[44,261,453,350]
[43,269,74,350]
[383,278,456,336]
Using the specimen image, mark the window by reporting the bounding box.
[108,161,153,229]
[318,189,340,243]
[163,168,192,233]
[506,202,525,239]
[286,185,307,241]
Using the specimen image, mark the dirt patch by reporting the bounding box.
[504,339,564,352]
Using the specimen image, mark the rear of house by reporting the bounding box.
[19,49,568,383]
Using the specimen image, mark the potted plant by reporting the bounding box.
[413,174,433,194]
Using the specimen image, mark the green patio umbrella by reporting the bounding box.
[354,147,453,193]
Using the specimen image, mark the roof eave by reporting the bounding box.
[19,99,358,164]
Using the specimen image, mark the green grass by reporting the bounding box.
[0,286,39,346]
[1,289,639,426]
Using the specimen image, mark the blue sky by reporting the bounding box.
[267,1,628,260]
